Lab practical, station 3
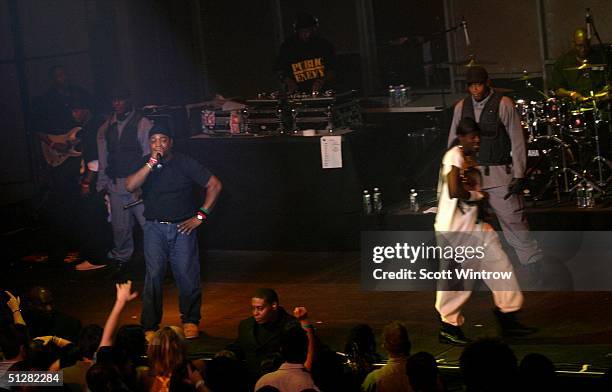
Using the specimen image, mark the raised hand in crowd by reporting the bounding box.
[99,280,138,348]
[5,290,25,325]
[33,335,71,348]
[293,306,316,370]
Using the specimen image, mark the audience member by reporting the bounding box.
[519,353,557,391]
[361,321,412,392]
[227,288,315,385]
[23,286,82,343]
[0,324,29,389]
[344,324,382,384]
[86,363,129,392]
[310,347,354,392]
[204,354,248,392]
[63,324,103,392]
[460,338,518,392]
[143,326,187,391]
[406,352,445,392]
[254,327,319,391]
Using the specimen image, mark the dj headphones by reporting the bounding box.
[293,13,319,31]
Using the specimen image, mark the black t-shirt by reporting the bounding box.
[276,35,336,92]
[141,152,212,221]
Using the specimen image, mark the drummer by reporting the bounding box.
[550,28,610,102]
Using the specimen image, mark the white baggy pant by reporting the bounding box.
[435,223,524,326]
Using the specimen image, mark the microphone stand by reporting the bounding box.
[585,9,611,192]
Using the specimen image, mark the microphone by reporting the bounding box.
[154,153,163,170]
[461,19,471,47]
[585,8,592,40]
[123,199,143,210]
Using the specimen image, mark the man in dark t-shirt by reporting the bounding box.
[550,28,610,101]
[276,13,336,94]
[125,124,222,339]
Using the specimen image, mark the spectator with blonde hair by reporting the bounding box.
[143,326,187,392]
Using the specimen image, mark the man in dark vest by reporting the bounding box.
[96,87,152,273]
[446,66,542,285]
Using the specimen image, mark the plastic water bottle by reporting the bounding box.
[387,86,396,107]
[409,189,419,212]
[576,183,586,208]
[395,85,403,107]
[362,190,373,215]
[372,188,383,213]
[585,183,595,208]
[399,85,408,106]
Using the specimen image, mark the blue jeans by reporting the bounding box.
[141,221,201,331]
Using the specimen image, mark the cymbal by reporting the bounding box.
[512,74,539,81]
[563,62,608,71]
[581,85,611,102]
[571,107,595,114]
[446,57,498,67]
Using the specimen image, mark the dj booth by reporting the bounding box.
[167,93,450,250]
[176,129,380,250]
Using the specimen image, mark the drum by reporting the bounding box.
[516,98,569,138]
[516,99,543,138]
[542,97,570,133]
[524,135,578,199]
[568,106,596,135]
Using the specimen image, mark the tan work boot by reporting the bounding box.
[145,330,156,343]
[183,323,200,339]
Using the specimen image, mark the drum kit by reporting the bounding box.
[440,12,611,203]
[512,63,611,203]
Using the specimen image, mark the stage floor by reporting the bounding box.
[6,250,612,376]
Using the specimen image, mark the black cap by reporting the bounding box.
[294,13,318,29]
[108,86,131,100]
[465,66,489,84]
[148,123,174,139]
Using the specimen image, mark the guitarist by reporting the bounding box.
[31,65,91,264]
[96,86,152,275]
[69,98,109,271]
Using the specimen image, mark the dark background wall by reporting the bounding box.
[1,0,611,208]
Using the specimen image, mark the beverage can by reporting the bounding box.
[230,111,241,134]
[203,110,216,130]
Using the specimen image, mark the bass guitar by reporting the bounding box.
[40,126,83,167]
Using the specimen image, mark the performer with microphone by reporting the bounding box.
[125,123,222,340]
[446,66,543,287]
